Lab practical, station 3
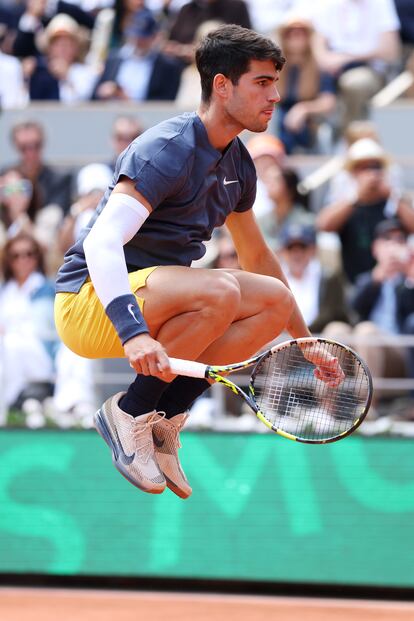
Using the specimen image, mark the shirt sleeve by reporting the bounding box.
[234,148,257,213]
[115,137,190,208]
[234,171,257,213]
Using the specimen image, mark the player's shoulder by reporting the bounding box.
[128,112,198,178]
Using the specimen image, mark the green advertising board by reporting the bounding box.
[0,430,413,587]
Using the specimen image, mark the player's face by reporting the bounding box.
[225,59,280,133]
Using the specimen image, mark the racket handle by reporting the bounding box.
[168,357,208,379]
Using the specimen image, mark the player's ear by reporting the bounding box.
[212,73,230,99]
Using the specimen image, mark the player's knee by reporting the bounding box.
[266,281,295,324]
[260,285,294,343]
[200,272,241,326]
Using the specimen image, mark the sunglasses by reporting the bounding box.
[353,161,384,172]
[114,133,137,142]
[16,141,43,152]
[0,179,32,198]
[9,250,37,261]
[285,242,311,251]
[284,26,310,36]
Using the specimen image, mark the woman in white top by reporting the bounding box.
[0,233,56,410]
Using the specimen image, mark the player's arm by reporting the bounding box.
[225,208,311,340]
[226,209,343,380]
[83,177,170,377]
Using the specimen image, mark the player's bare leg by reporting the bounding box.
[95,266,244,494]
[196,269,295,364]
[138,266,243,363]
[134,268,293,498]
[139,266,293,363]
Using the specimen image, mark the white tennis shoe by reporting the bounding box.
[152,413,192,499]
[94,392,166,494]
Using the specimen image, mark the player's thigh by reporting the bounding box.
[55,267,241,359]
[221,269,293,321]
[139,266,241,332]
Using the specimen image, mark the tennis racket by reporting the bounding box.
[169,337,372,444]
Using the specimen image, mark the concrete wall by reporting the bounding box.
[1,101,413,191]
[0,102,190,168]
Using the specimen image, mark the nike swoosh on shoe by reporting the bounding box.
[114,428,135,465]
[153,432,165,448]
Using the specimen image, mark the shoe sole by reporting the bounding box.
[164,474,192,499]
[94,409,166,494]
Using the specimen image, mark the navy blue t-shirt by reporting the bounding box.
[56,112,257,293]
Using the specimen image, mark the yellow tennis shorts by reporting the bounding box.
[54,266,158,359]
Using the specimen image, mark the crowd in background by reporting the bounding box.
[1,0,414,431]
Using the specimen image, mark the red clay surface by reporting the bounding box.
[1,588,414,621]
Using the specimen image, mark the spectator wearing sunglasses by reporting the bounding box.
[326,121,404,205]
[0,167,39,241]
[317,138,414,284]
[0,166,62,253]
[0,233,56,413]
[107,115,144,172]
[5,120,73,216]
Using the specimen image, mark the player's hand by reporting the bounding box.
[124,333,172,379]
[299,342,345,387]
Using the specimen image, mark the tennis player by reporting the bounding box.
[55,24,342,498]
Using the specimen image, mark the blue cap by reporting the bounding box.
[126,9,159,39]
[280,222,316,247]
[373,218,407,240]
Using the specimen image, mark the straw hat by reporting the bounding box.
[345,138,390,170]
[277,13,314,37]
[37,14,83,53]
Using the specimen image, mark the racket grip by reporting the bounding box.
[168,357,208,379]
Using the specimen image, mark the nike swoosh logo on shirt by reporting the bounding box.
[223,177,239,186]
[114,428,135,465]
[127,303,141,325]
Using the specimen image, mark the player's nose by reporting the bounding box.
[268,86,280,104]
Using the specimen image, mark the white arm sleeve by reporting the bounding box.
[83,193,150,309]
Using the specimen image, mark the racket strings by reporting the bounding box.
[252,342,370,441]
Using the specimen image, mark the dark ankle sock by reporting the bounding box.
[120,375,170,417]
[156,376,210,418]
